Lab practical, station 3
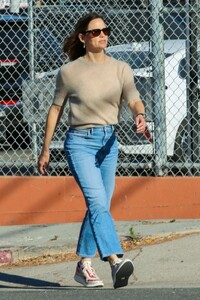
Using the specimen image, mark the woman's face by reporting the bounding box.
[80,18,109,53]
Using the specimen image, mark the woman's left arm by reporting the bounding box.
[128,99,146,133]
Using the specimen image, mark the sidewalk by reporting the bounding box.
[0,219,200,288]
[0,219,199,262]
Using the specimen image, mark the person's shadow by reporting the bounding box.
[0,272,61,288]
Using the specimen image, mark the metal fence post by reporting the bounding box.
[28,0,34,80]
[185,0,199,174]
[31,122,39,175]
[151,0,167,176]
[28,0,39,175]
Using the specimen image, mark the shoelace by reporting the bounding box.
[81,262,97,278]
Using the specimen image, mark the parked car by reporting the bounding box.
[23,39,199,164]
[0,10,63,147]
[106,39,200,161]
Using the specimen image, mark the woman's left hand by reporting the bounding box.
[135,115,147,133]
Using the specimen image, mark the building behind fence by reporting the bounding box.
[0,0,199,177]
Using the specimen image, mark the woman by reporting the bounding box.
[38,12,146,289]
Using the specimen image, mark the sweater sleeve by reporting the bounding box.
[53,67,69,106]
[121,63,140,103]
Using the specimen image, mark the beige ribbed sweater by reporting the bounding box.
[53,56,140,129]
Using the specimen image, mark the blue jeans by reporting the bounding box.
[64,125,123,261]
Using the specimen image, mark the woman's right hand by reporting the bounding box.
[38,149,50,175]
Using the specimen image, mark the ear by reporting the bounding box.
[78,33,85,44]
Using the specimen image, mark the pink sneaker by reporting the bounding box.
[74,261,104,288]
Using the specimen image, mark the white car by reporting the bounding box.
[106,40,200,161]
[24,40,199,164]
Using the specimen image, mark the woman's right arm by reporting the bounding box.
[38,104,63,175]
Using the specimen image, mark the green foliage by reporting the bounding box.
[129,226,140,241]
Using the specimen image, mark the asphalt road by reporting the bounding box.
[0,288,199,300]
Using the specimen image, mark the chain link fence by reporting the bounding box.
[0,0,199,176]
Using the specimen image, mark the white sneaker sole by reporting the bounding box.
[74,274,104,288]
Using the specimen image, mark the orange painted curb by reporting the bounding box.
[0,176,200,225]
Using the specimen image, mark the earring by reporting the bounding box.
[83,43,85,48]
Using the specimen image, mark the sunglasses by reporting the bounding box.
[82,27,111,37]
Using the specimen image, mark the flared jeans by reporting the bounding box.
[64,125,123,261]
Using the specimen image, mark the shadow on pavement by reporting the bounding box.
[0,272,60,288]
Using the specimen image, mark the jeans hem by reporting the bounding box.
[76,252,97,259]
[101,253,124,262]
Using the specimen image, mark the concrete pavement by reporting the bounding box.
[0,219,200,289]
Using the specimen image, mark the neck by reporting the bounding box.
[84,51,108,63]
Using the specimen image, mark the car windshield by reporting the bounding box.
[108,51,172,69]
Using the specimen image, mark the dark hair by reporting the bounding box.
[63,12,105,61]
